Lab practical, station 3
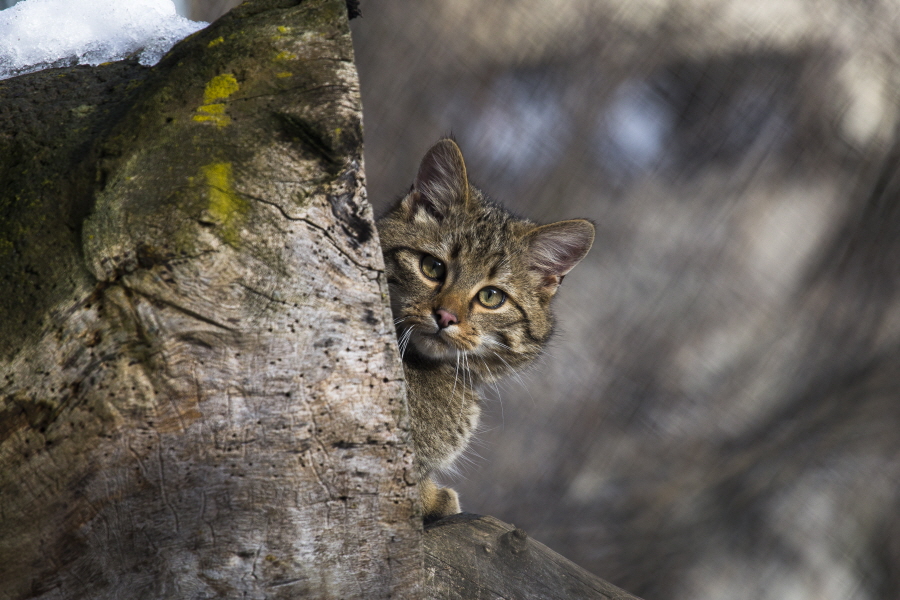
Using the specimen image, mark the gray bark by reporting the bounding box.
[425,514,643,600]
[0,1,421,598]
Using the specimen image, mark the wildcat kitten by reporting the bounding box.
[377,139,594,521]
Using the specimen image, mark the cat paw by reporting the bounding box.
[420,478,461,522]
[426,486,461,522]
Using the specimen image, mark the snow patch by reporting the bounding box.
[0,0,207,80]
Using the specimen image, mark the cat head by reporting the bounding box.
[378,138,594,376]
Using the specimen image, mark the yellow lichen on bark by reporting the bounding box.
[202,162,248,246]
[193,73,239,127]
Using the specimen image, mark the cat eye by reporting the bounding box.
[477,287,506,309]
[420,254,446,281]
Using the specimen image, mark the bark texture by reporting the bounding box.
[0,1,421,598]
[425,514,642,600]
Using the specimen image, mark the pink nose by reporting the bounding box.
[435,309,458,329]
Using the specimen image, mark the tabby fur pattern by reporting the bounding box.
[377,139,595,520]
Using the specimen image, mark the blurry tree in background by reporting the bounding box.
[9,0,895,598]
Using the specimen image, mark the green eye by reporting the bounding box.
[420,254,446,280]
[477,286,506,309]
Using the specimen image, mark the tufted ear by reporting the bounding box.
[403,138,469,220]
[525,219,595,289]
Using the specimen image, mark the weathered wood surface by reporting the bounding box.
[0,1,421,598]
[425,514,642,600]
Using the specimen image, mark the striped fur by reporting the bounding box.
[377,138,594,520]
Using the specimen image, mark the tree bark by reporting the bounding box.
[0,1,421,598]
[0,1,652,598]
[425,514,642,600]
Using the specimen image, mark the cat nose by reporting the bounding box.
[434,308,458,329]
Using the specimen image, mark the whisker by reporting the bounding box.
[491,350,530,397]
[460,350,466,389]
[490,349,515,374]
[538,348,559,362]
[450,349,460,400]
[460,351,470,422]
[462,350,467,387]
[398,326,414,360]
[478,356,504,427]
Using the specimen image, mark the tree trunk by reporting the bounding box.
[0,1,421,598]
[0,1,653,598]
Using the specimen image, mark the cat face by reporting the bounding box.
[377,139,595,379]
[383,209,542,368]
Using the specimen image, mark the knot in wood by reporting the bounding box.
[498,527,529,555]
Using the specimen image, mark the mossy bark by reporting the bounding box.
[0,1,421,598]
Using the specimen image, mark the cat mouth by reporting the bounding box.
[408,327,473,360]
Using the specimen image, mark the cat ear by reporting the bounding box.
[525,219,595,289]
[404,138,469,220]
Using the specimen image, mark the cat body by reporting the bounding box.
[377,139,594,520]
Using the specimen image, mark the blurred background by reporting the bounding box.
[352,4,900,599]
[344,4,900,599]
[6,0,899,597]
